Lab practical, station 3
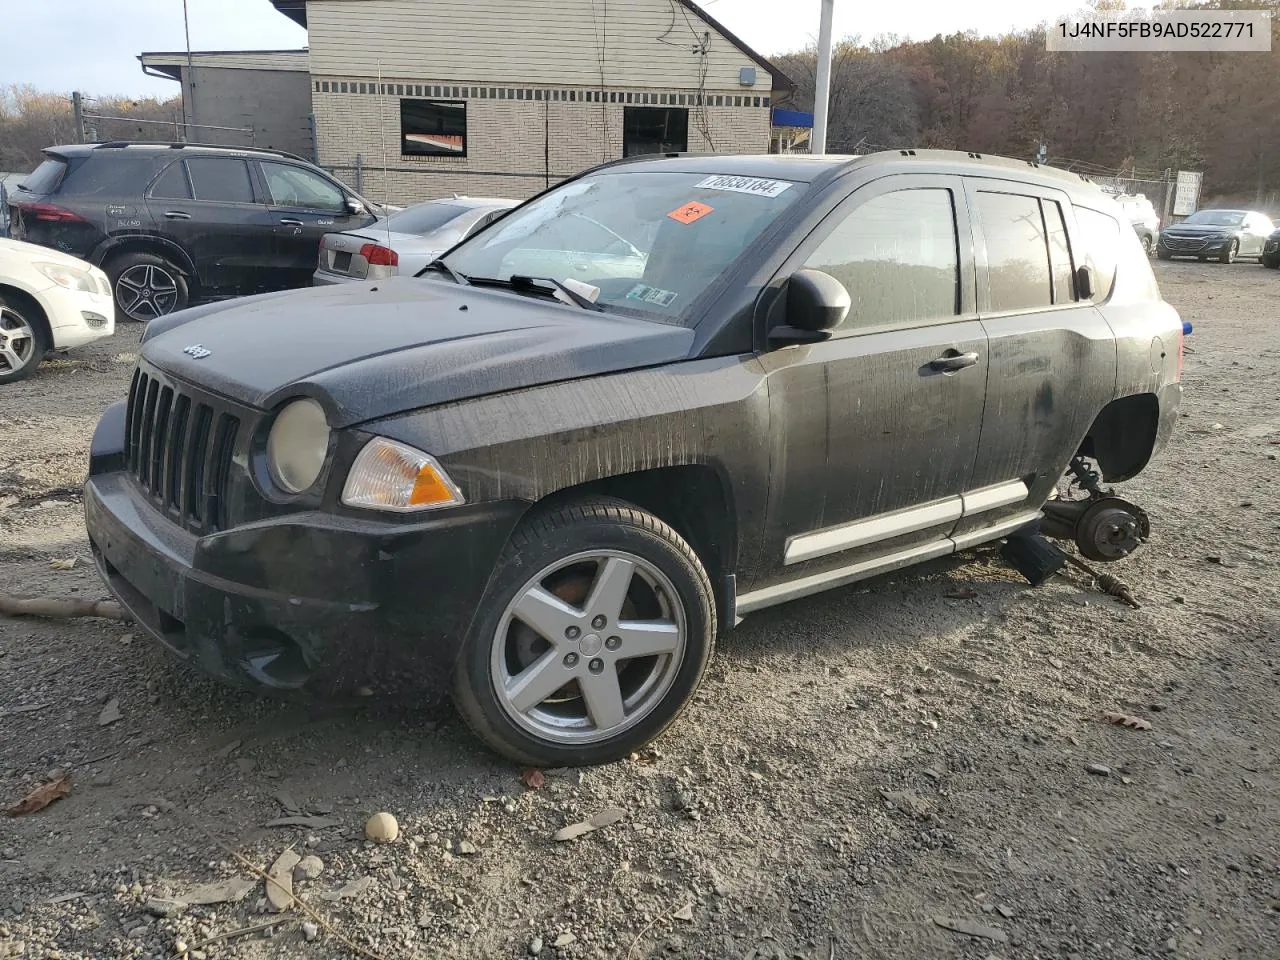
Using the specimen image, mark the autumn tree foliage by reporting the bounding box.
[773,1,1280,202]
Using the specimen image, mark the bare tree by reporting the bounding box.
[0,85,182,174]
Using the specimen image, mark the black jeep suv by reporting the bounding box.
[85,151,1184,766]
[8,142,378,322]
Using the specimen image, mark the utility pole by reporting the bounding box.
[182,0,195,140]
[811,0,834,154]
[71,91,84,143]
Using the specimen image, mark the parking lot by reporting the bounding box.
[0,259,1277,959]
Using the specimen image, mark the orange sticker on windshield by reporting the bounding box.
[667,201,714,224]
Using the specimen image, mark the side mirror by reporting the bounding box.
[346,197,367,216]
[1075,264,1094,300]
[769,269,850,345]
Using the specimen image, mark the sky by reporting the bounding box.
[2,0,1125,99]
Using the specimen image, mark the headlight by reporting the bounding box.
[267,398,331,493]
[34,261,98,293]
[342,437,464,512]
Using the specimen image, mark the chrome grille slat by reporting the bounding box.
[123,365,242,532]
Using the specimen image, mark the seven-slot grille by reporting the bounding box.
[125,366,240,531]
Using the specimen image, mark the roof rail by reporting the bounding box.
[91,141,305,162]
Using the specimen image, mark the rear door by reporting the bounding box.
[257,160,373,285]
[752,174,990,592]
[953,179,1117,539]
[147,156,278,293]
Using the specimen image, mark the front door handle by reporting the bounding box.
[279,218,304,227]
[930,351,980,372]
[163,211,191,220]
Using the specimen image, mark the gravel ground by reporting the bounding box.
[0,260,1277,960]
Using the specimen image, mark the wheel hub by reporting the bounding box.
[492,551,686,745]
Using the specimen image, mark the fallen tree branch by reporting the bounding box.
[0,593,129,621]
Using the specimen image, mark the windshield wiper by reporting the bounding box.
[465,274,603,311]
[418,259,469,284]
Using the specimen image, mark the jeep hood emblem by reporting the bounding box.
[183,344,212,359]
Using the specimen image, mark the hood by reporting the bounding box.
[140,277,695,427]
[1163,222,1241,236]
[0,236,97,271]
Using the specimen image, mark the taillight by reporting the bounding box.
[359,243,398,267]
[18,202,86,223]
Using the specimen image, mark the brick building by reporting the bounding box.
[143,0,791,206]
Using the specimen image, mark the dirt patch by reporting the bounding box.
[1,263,1277,959]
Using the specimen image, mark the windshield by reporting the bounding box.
[441,170,806,324]
[1184,210,1244,226]
[386,201,471,235]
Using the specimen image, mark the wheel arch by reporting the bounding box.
[91,235,196,278]
[0,284,52,345]
[1077,393,1160,482]
[527,464,739,632]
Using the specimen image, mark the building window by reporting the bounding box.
[400,99,467,157]
[470,87,479,97]
[623,107,688,157]
[764,96,770,107]
[535,89,544,100]
[320,81,329,92]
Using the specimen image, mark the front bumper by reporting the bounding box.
[85,413,527,694]
[34,282,114,350]
[1158,236,1232,256]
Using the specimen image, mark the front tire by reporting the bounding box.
[1156,247,1172,260]
[453,498,716,766]
[1262,253,1279,269]
[107,252,189,322]
[1219,240,1238,264]
[1140,234,1155,256]
[0,294,48,385]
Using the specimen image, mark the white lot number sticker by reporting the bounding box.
[695,175,793,198]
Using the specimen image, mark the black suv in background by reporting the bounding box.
[7,142,378,321]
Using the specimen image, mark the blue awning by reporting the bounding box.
[771,107,813,128]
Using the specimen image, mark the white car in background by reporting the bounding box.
[312,196,516,285]
[0,238,114,384]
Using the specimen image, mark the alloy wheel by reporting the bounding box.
[491,550,687,745]
[115,263,179,320]
[0,306,35,374]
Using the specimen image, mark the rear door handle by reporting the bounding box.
[930,351,980,372]
[163,211,191,220]
[279,218,303,226]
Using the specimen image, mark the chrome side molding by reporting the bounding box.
[783,479,1029,567]
[739,509,1041,615]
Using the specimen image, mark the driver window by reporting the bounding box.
[260,161,345,213]
[803,188,959,333]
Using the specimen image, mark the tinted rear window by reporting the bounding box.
[976,191,1053,312]
[19,158,67,195]
[1074,206,1120,300]
[385,202,469,235]
[186,157,256,203]
[60,155,162,198]
[150,162,192,200]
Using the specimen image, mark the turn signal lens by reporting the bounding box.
[342,438,464,512]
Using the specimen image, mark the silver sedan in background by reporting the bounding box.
[312,196,516,284]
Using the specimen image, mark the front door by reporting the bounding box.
[751,174,989,595]
[257,160,374,286]
[147,156,278,295]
